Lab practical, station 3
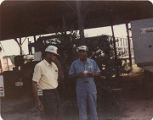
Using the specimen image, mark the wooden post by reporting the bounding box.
[14,38,22,55]
[19,38,22,55]
[33,35,37,43]
[126,23,132,69]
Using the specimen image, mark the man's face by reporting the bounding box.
[79,50,87,60]
[46,52,56,63]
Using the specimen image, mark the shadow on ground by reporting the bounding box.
[2,72,153,120]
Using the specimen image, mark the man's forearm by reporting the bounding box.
[93,72,101,77]
[32,81,40,103]
[69,74,79,79]
[32,81,44,111]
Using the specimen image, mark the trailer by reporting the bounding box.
[131,18,153,72]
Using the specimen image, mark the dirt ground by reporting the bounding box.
[1,72,153,120]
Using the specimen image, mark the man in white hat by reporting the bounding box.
[69,45,101,120]
[32,45,64,120]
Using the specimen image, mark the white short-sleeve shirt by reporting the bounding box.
[32,59,58,90]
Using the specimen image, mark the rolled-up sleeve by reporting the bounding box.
[32,64,41,83]
[93,60,101,73]
[8,58,12,66]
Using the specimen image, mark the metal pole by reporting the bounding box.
[76,1,85,45]
[62,16,67,35]
[126,23,132,69]
[111,25,119,77]
[111,25,117,60]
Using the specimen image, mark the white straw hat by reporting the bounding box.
[77,45,88,52]
[45,45,59,55]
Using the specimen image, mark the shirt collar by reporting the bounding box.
[43,59,52,66]
[78,58,90,65]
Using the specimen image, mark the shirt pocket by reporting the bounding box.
[52,68,58,76]
[54,68,58,73]
[87,64,93,72]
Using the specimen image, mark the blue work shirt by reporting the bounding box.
[69,58,101,94]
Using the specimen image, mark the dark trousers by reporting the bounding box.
[40,89,60,120]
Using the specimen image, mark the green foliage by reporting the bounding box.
[85,35,127,79]
[34,32,128,79]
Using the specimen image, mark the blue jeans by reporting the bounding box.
[77,89,98,120]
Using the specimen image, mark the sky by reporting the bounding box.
[0,24,127,56]
[84,24,127,38]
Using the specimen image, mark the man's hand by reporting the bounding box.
[33,81,44,112]
[69,72,94,79]
[87,72,94,77]
[78,72,93,78]
[52,57,64,80]
[85,72,101,77]
[78,72,87,78]
[35,100,44,112]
